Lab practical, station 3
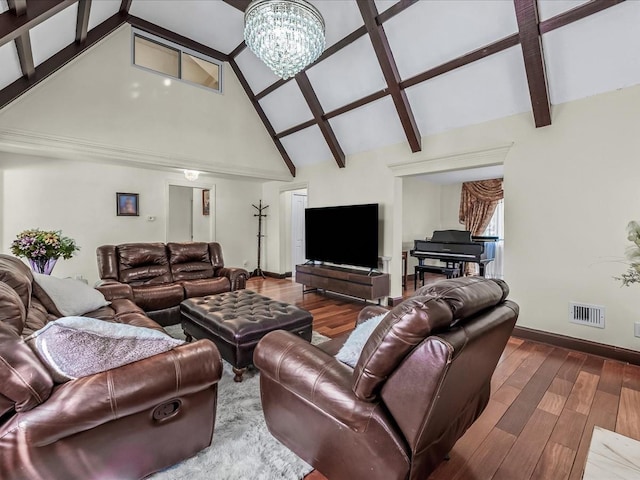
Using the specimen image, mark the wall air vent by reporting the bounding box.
[569,302,605,329]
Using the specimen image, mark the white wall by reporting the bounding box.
[0,155,260,285]
[265,84,640,352]
[402,177,441,272]
[440,184,463,229]
[0,25,290,181]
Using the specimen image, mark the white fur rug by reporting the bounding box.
[154,325,327,480]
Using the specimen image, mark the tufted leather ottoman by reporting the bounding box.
[180,290,313,381]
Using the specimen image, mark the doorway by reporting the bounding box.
[291,192,308,276]
[167,183,214,243]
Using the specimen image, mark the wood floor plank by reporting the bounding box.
[492,383,521,406]
[622,363,640,391]
[567,390,618,480]
[616,387,640,441]
[555,351,587,383]
[549,408,587,450]
[496,348,568,436]
[538,390,567,416]
[564,371,599,415]
[530,441,575,480]
[597,359,625,396]
[493,409,559,480]
[449,428,517,480]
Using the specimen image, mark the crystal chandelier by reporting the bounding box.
[244,0,325,80]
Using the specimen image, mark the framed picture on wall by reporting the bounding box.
[116,193,139,216]
[203,189,210,216]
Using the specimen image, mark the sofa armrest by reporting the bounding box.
[95,280,133,302]
[356,305,388,325]
[11,339,222,447]
[217,267,249,290]
[254,330,376,432]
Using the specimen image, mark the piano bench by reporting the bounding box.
[414,265,461,289]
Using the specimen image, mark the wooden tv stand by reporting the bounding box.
[295,264,390,301]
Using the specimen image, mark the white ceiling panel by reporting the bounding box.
[88,0,121,31]
[537,0,590,21]
[405,46,531,136]
[542,2,640,105]
[259,80,313,133]
[0,1,8,14]
[235,47,280,95]
[311,1,363,48]
[0,41,22,90]
[306,35,386,113]
[129,0,244,54]
[329,96,406,156]
[281,125,333,167]
[30,4,78,67]
[384,0,518,81]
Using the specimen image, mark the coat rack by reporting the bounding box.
[252,200,269,278]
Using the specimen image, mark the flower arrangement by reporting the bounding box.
[616,221,640,286]
[10,229,79,274]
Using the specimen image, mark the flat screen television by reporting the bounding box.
[305,203,379,269]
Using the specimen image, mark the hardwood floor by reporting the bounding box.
[247,275,640,480]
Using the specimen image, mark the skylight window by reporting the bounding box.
[132,29,222,94]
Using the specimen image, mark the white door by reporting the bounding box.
[291,193,307,275]
[168,185,193,242]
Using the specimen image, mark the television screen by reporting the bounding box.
[305,203,379,269]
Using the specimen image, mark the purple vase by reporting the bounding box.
[28,257,58,275]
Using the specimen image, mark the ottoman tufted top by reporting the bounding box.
[180,290,313,343]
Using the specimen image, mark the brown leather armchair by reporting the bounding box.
[0,254,223,480]
[96,241,248,325]
[254,276,519,480]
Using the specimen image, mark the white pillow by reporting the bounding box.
[25,316,184,383]
[335,313,386,368]
[33,273,110,316]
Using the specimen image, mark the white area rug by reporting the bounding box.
[154,325,327,480]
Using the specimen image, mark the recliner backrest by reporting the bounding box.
[168,242,215,281]
[116,243,172,285]
[352,277,508,402]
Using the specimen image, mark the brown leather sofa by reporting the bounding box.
[0,254,223,480]
[96,241,249,325]
[254,276,519,480]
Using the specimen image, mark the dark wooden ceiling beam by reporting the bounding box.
[76,0,91,43]
[7,0,34,79]
[358,0,421,152]
[119,0,132,13]
[514,0,551,127]
[0,0,76,48]
[128,15,229,62]
[0,10,128,109]
[296,72,345,168]
[400,34,520,90]
[14,33,34,78]
[222,0,250,12]
[276,119,316,139]
[540,0,625,34]
[229,58,297,177]
[229,40,246,59]
[7,0,27,16]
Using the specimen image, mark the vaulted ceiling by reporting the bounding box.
[0,0,638,178]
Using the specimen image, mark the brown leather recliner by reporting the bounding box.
[254,276,519,480]
[0,254,223,480]
[96,241,249,325]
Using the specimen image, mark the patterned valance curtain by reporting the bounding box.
[459,178,504,236]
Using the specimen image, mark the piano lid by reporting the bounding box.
[429,230,473,243]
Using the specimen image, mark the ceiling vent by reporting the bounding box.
[569,302,605,329]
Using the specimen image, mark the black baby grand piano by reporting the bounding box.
[410,230,497,288]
